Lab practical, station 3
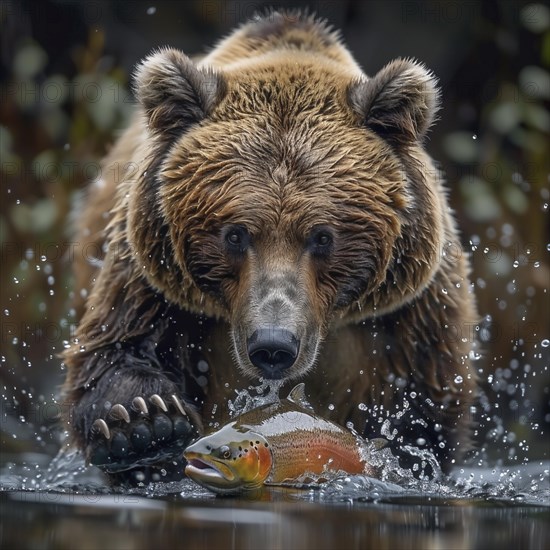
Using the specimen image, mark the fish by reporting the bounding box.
[183,383,387,494]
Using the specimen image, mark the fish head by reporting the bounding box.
[183,423,273,494]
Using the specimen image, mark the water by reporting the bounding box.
[1,401,549,550]
[3,446,549,507]
[2,489,546,550]
[1,450,549,549]
[1,372,549,549]
[227,378,285,417]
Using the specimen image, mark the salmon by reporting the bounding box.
[183,383,386,494]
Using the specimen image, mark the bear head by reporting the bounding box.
[126,47,443,382]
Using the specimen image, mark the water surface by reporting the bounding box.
[1,448,548,550]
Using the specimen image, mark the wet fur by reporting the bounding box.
[63,11,477,471]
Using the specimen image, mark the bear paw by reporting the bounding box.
[88,393,200,475]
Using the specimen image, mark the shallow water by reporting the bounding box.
[2,378,550,549]
[1,447,549,550]
[1,488,549,550]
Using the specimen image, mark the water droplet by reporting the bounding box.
[197,360,209,372]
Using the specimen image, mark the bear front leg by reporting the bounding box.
[65,337,204,484]
[62,246,208,483]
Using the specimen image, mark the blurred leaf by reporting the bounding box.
[0,125,13,153]
[509,127,549,153]
[10,199,58,233]
[460,176,502,222]
[443,132,479,164]
[489,101,521,134]
[520,4,550,34]
[487,251,513,277]
[519,66,550,100]
[72,74,122,131]
[0,126,19,165]
[86,76,122,131]
[503,185,529,214]
[13,42,48,79]
[524,103,550,132]
[31,150,57,182]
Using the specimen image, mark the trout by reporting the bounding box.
[183,383,386,494]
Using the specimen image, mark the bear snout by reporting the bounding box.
[247,327,300,379]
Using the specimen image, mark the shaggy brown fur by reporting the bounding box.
[63,11,477,479]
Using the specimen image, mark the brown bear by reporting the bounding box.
[62,11,478,482]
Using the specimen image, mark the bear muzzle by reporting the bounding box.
[247,327,300,379]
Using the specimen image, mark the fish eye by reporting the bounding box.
[219,445,232,459]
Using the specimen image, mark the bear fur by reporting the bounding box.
[63,11,478,480]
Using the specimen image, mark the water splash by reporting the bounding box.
[227,379,284,417]
[300,460,550,507]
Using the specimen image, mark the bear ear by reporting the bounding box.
[348,58,440,146]
[134,48,226,136]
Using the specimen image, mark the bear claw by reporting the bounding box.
[132,396,149,415]
[170,394,187,416]
[109,403,131,423]
[92,418,111,440]
[149,394,168,412]
[87,393,200,474]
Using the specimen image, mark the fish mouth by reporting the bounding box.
[184,452,236,488]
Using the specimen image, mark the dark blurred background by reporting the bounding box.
[1,0,549,463]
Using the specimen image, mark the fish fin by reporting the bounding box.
[368,438,389,451]
[287,383,313,410]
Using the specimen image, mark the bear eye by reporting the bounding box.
[315,233,332,246]
[227,232,240,245]
[223,225,249,254]
[219,445,232,459]
[307,226,334,256]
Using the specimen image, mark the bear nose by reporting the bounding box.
[247,328,299,378]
